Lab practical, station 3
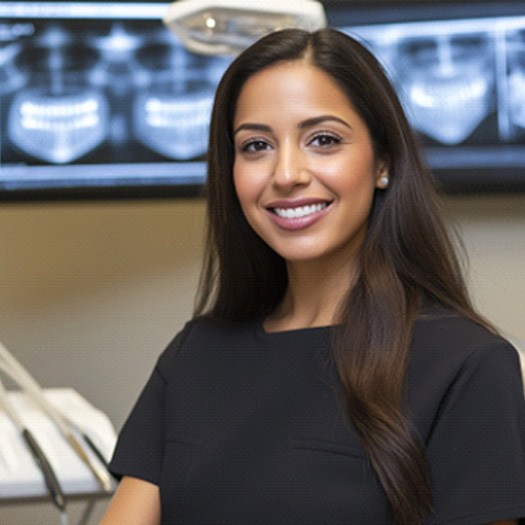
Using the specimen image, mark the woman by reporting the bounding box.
[101,29,525,524]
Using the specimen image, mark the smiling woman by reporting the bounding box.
[232,60,387,281]
[102,28,525,525]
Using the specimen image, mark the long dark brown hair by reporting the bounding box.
[195,28,489,524]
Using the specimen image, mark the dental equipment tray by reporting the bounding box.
[0,388,116,500]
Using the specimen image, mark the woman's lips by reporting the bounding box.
[265,199,333,231]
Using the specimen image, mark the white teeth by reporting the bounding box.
[273,203,327,219]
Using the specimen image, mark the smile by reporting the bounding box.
[266,200,333,231]
[272,203,328,219]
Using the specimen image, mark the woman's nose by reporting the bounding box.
[272,144,311,189]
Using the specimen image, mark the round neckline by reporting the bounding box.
[256,319,334,338]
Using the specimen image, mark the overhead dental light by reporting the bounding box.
[163,0,327,55]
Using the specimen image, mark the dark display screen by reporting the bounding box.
[331,0,525,193]
[0,1,524,199]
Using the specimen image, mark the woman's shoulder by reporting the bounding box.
[411,304,521,377]
[155,315,258,372]
[408,305,524,441]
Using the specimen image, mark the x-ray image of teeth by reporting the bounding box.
[134,86,213,159]
[133,44,215,159]
[8,40,108,163]
[8,87,109,164]
[398,35,494,145]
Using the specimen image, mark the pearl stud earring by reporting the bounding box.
[378,175,389,189]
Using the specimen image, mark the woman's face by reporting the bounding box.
[233,60,388,268]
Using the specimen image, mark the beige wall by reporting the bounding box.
[443,195,525,341]
[0,193,524,523]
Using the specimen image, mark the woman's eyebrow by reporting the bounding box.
[234,123,271,135]
[298,115,352,130]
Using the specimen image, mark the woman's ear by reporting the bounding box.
[375,161,390,189]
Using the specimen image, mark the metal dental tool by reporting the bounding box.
[0,376,67,512]
[0,341,112,493]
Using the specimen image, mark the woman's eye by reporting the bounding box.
[309,133,341,147]
[240,139,270,153]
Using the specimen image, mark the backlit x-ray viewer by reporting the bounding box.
[0,0,525,198]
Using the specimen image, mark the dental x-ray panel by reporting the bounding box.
[0,1,231,199]
[327,0,525,192]
[0,0,524,199]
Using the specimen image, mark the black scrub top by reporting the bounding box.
[109,307,525,524]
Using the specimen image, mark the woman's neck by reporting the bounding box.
[264,258,357,333]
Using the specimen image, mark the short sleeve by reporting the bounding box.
[108,325,191,485]
[426,341,525,524]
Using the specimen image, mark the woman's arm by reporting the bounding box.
[100,476,161,525]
